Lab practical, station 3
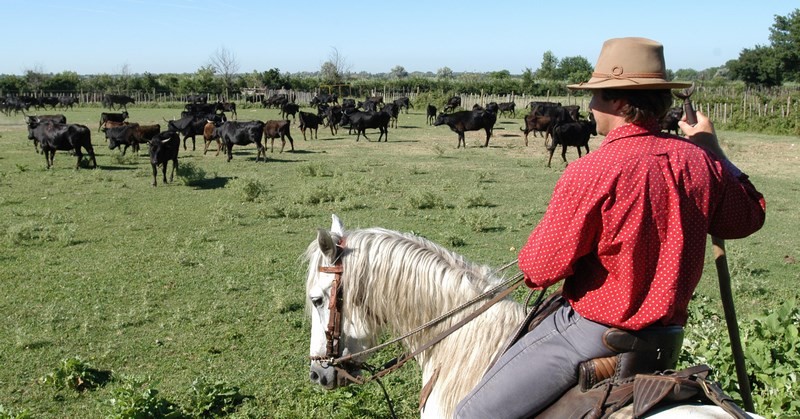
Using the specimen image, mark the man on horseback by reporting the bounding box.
[455,37,766,418]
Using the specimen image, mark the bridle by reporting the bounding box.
[309,239,525,386]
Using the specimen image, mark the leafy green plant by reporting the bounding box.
[40,357,112,392]
[0,404,32,419]
[185,377,248,417]
[107,378,183,419]
[680,297,800,417]
[176,161,208,187]
[110,152,139,165]
[408,191,444,209]
[230,176,269,202]
[298,162,333,177]
[464,193,493,208]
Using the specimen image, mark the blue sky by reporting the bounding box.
[2,1,795,76]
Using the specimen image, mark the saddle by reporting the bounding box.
[503,292,750,418]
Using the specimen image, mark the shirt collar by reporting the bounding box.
[601,119,662,147]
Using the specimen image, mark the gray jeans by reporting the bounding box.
[454,302,615,419]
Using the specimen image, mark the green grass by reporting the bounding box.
[0,105,797,417]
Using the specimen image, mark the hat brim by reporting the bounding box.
[567,77,692,90]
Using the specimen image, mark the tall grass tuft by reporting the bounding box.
[176,161,208,187]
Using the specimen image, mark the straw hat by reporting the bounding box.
[567,37,692,90]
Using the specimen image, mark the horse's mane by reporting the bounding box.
[305,226,526,417]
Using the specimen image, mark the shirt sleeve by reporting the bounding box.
[708,159,766,239]
[517,169,603,289]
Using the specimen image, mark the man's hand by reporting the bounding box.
[678,110,727,160]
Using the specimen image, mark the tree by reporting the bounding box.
[674,68,699,81]
[24,65,46,92]
[769,8,800,82]
[209,46,240,98]
[390,65,408,79]
[558,56,593,85]
[488,70,511,80]
[535,51,559,80]
[436,66,453,80]
[320,47,350,84]
[728,46,783,87]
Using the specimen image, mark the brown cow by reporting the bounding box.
[520,114,556,146]
[263,120,295,152]
[203,120,223,156]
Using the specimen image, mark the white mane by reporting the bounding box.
[305,226,526,417]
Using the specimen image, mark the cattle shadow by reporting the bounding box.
[192,176,231,190]
[397,125,419,129]
[100,165,137,171]
[498,121,518,125]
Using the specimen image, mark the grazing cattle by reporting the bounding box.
[298,111,324,141]
[25,114,67,153]
[281,102,300,121]
[37,96,61,110]
[497,102,516,118]
[547,118,597,167]
[27,120,96,169]
[148,131,180,186]
[563,105,581,122]
[323,105,343,135]
[184,94,207,104]
[393,97,413,113]
[184,102,217,117]
[105,123,142,155]
[520,114,557,146]
[526,100,562,110]
[660,107,683,135]
[104,122,159,155]
[310,93,338,107]
[263,119,295,152]
[167,114,220,151]
[340,111,390,142]
[365,95,384,107]
[102,94,135,110]
[340,98,356,111]
[381,103,400,128]
[98,111,129,132]
[434,110,497,148]
[100,120,128,132]
[131,123,161,152]
[217,120,267,162]
[203,119,223,156]
[262,93,289,109]
[426,104,437,125]
[58,96,79,110]
[216,101,237,119]
[443,96,461,113]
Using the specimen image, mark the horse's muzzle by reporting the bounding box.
[309,361,361,389]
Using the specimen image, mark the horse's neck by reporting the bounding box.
[408,299,527,418]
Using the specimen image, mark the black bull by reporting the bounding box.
[27,120,97,169]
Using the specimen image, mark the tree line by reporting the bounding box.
[1,9,797,98]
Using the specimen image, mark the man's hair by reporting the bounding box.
[600,89,673,123]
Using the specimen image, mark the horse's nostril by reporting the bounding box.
[309,371,319,382]
[319,375,328,386]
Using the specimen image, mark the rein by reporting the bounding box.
[310,254,523,386]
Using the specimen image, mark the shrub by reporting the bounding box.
[231,176,269,202]
[40,357,112,392]
[176,161,208,187]
[408,191,443,210]
[185,377,248,417]
[107,378,183,419]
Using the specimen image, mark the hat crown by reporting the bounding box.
[567,37,692,90]
[594,37,666,79]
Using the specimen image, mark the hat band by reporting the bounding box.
[589,71,665,85]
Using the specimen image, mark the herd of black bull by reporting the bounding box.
[20,94,686,184]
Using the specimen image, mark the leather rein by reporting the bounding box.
[309,246,524,386]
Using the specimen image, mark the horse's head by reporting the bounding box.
[306,214,374,389]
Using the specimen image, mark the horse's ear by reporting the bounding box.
[331,214,344,236]
[317,228,337,262]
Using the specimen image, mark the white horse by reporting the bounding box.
[306,215,762,418]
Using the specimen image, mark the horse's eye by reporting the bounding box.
[310,297,324,308]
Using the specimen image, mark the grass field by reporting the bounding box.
[0,103,797,418]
